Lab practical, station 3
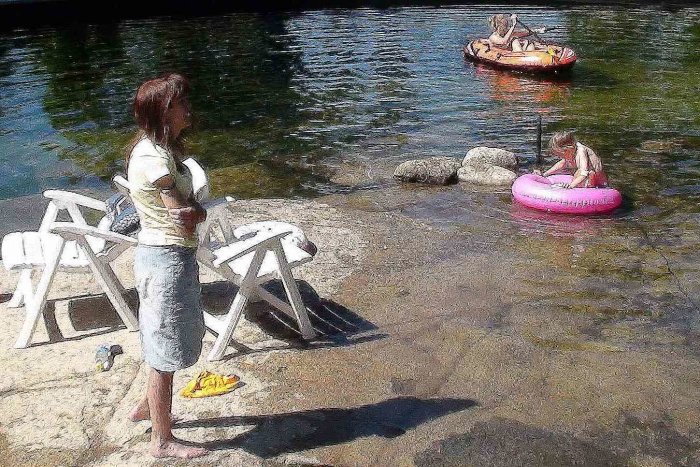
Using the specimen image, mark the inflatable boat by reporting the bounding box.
[463,39,576,73]
[512,174,622,215]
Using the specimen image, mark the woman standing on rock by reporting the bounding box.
[125,73,208,459]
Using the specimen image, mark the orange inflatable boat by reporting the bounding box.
[463,39,576,73]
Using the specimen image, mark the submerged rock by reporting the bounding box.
[463,147,518,170]
[457,162,517,186]
[393,157,461,185]
[640,139,684,153]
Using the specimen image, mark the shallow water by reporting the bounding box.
[0,4,698,331]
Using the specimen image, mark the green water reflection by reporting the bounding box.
[0,6,699,206]
[8,15,339,199]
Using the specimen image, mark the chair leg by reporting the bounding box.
[218,217,236,244]
[207,290,248,361]
[14,238,65,349]
[207,248,266,361]
[197,216,214,249]
[7,269,32,308]
[271,243,316,340]
[76,237,139,332]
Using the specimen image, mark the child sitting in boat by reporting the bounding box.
[488,14,546,52]
[535,131,609,188]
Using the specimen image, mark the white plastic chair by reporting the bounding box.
[2,191,139,348]
[196,227,316,360]
[3,157,214,349]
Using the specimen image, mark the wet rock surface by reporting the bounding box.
[416,415,700,467]
[463,147,519,170]
[457,162,517,186]
[415,418,623,466]
[1,190,699,466]
[393,157,462,185]
[639,138,685,153]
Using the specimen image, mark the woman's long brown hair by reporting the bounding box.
[125,73,190,168]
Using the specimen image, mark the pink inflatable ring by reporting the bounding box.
[512,174,622,215]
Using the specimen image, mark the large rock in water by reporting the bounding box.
[393,157,462,185]
[463,147,518,169]
[457,161,517,186]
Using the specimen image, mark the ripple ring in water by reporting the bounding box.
[512,174,622,215]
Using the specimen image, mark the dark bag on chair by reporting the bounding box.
[105,193,140,236]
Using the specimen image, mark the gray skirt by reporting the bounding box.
[134,244,205,372]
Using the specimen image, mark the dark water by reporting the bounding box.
[0,5,698,330]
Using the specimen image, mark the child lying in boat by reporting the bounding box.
[534,131,609,188]
[488,14,546,52]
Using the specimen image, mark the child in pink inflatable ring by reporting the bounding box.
[534,131,609,189]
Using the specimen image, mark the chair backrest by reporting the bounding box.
[39,191,110,255]
[114,157,209,202]
[182,158,209,202]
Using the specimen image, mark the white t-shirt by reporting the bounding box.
[127,137,196,248]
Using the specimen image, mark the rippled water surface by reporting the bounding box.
[0,5,699,330]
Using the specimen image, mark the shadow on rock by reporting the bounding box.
[26,290,139,346]
[201,279,385,354]
[23,277,378,353]
[67,289,139,331]
[177,396,478,457]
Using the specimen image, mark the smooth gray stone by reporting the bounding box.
[463,147,518,170]
[393,157,462,185]
[457,162,517,186]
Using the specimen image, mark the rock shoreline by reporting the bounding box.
[1,189,699,466]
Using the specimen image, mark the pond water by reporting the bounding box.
[0,4,698,333]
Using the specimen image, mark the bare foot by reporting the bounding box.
[151,438,208,459]
[128,404,181,423]
[128,399,149,422]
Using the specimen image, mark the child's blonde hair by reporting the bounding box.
[549,131,577,153]
[488,14,511,36]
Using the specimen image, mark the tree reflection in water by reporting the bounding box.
[32,14,341,199]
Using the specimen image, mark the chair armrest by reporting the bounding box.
[223,196,238,211]
[44,190,107,212]
[212,231,292,266]
[50,222,138,245]
[182,158,209,202]
[112,175,131,197]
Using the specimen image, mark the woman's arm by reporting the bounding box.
[564,173,587,189]
[541,159,567,176]
[489,16,518,46]
[564,148,590,188]
[154,174,206,237]
[501,18,518,44]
